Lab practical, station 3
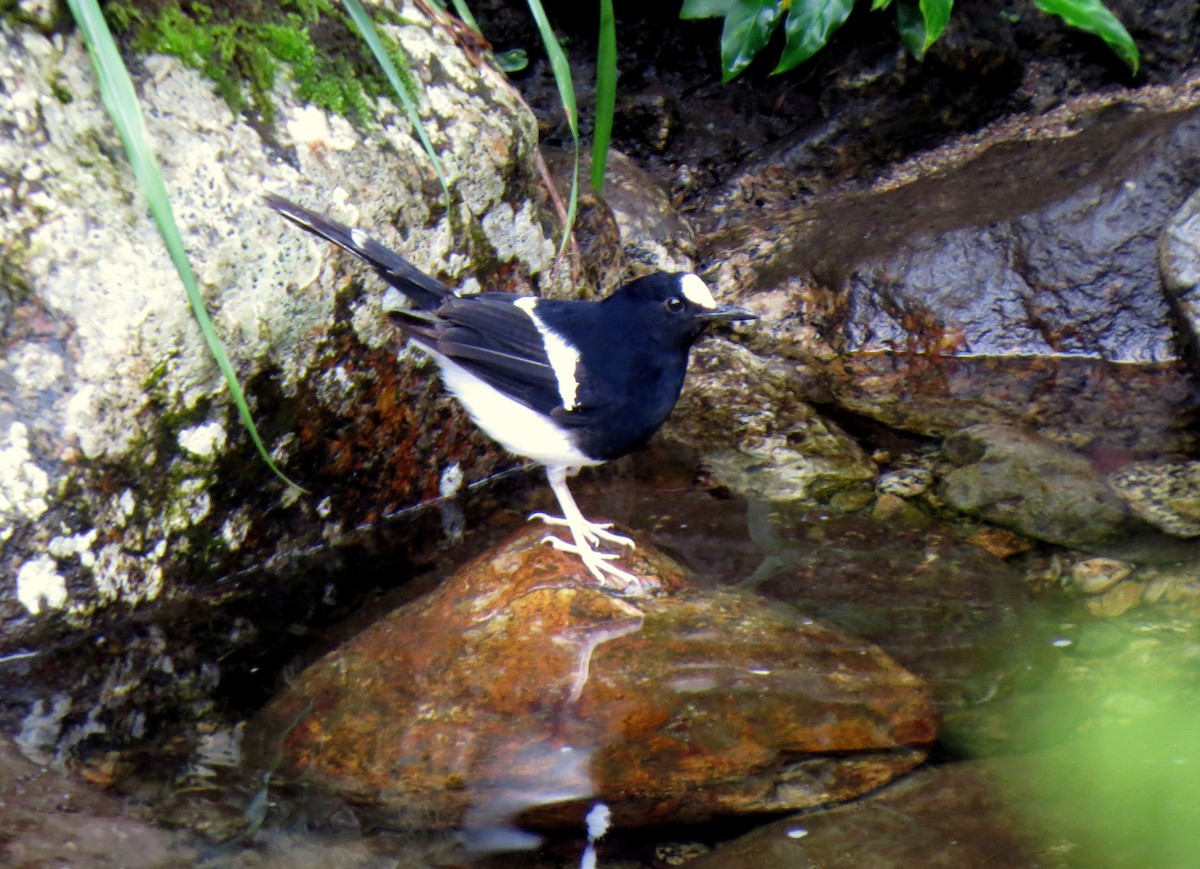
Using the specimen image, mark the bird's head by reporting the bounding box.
[605,272,756,345]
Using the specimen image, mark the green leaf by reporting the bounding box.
[896,0,926,58]
[870,0,893,10]
[775,0,855,73]
[680,0,738,20]
[1033,0,1139,74]
[919,0,953,51]
[494,48,528,72]
[341,0,453,215]
[720,0,787,82]
[591,0,617,194]
[898,0,952,58]
[66,0,305,491]
[525,0,579,256]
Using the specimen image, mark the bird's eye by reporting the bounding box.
[665,296,685,313]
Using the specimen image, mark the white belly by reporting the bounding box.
[434,355,597,469]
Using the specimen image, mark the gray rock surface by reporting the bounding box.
[1109,460,1200,537]
[1,5,551,605]
[0,4,558,746]
[712,86,1200,452]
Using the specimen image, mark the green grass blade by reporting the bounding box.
[591,0,617,194]
[341,0,452,214]
[66,0,305,491]
[1033,0,1138,74]
[447,0,481,33]
[525,0,579,257]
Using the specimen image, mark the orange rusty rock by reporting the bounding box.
[251,526,936,831]
[967,526,1032,559]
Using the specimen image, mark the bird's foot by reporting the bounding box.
[540,534,657,597]
[529,512,635,550]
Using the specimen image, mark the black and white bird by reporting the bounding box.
[265,194,754,595]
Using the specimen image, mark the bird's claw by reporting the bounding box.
[529,512,636,549]
[541,534,620,561]
[538,535,656,597]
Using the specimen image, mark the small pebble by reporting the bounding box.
[1140,567,1200,604]
[1086,580,1143,618]
[876,467,933,498]
[1070,557,1132,595]
[654,841,710,865]
[872,492,908,519]
[968,527,1030,559]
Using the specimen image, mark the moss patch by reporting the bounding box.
[104,0,419,126]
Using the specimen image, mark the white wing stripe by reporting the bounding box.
[514,297,580,410]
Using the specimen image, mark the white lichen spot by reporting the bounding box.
[285,105,355,151]
[47,529,99,569]
[15,693,71,765]
[221,510,252,549]
[16,555,67,615]
[456,276,482,296]
[109,488,137,529]
[0,422,50,539]
[10,344,65,390]
[63,385,103,459]
[439,462,464,498]
[90,543,165,605]
[188,489,211,525]
[481,201,553,275]
[177,421,227,459]
[315,364,356,409]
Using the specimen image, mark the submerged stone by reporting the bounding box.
[250,527,936,831]
[939,424,1128,547]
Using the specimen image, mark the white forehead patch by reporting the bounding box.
[680,274,717,309]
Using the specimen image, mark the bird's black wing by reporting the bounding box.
[435,294,612,422]
[264,194,451,311]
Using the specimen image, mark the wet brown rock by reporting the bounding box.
[714,96,1200,453]
[665,340,877,503]
[1162,187,1200,365]
[251,527,936,831]
[686,761,1044,869]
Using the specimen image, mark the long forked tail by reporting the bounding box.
[263,194,451,312]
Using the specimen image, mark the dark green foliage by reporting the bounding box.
[680,0,1139,80]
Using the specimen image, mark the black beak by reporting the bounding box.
[695,304,758,322]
